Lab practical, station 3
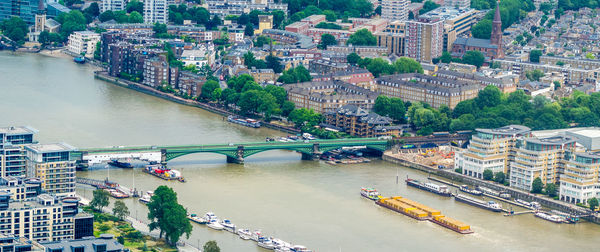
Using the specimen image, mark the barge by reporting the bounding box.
[534,212,565,224]
[405,178,451,197]
[459,185,483,196]
[431,215,473,234]
[376,197,429,220]
[108,159,133,168]
[144,164,185,182]
[227,115,261,128]
[454,194,502,212]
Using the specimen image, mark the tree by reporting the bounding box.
[128,11,143,23]
[90,189,109,211]
[529,50,542,62]
[84,2,100,17]
[254,35,271,47]
[476,85,502,109]
[153,22,168,34]
[494,172,505,184]
[588,198,599,210]
[126,0,144,13]
[395,57,424,74]
[526,69,544,81]
[483,169,494,180]
[419,0,440,14]
[0,17,28,43]
[323,10,337,21]
[244,24,254,36]
[265,85,287,105]
[147,186,192,246]
[112,201,130,220]
[319,34,337,49]
[471,19,492,39]
[288,108,322,127]
[531,177,543,193]
[346,28,377,46]
[281,101,296,117]
[99,11,115,22]
[347,52,361,65]
[203,240,220,252]
[439,51,453,63]
[266,55,283,73]
[462,51,485,68]
[201,80,221,101]
[545,183,557,197]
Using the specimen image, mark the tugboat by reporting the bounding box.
[107,159,133,168]
[73,56,86,64]
[360,187,381,200]
[454,194,502,212]
[405,177,452,197]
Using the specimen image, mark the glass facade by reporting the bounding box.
[0,0,40,24]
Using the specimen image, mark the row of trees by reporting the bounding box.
[347,53,424,77]
[167,4,223,29]
[243,51,284,73]
[436,51,486,68]
[284,0,374,21]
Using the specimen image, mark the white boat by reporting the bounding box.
[237,228,252,240]
[272,238,292,250]
[535,211,565,223]
[207,218,224,230]
[220,219,236,233]
[258,237,276,250]
[251,230,263,241]
[138,194,151,204]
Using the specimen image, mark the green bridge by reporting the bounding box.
[73,138,390,164]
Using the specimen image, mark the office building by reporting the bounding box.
[143,0,168,24]
[0,0,40,24]
[25,143,77,197]
[0,126,36,178]
[418,7,477,51]
[101,0,126,12]
[375,73,481,109]
[381,0,408,21]
[67,31,101,58]
[404,17,444,63]
[454,125,532,179]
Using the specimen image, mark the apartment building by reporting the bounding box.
[177,71,206,97]
[510,136,577,191]
[142,56,179,88]
[494,59,598,85]
[101,0,126,12]
[443,0,470,8]
[312,67,376,90]
[0,177,42,201]
[375,73,481,109]
[309,59,348,73]
[381,0,408,21]
[454,125,532,179]
[284,80,379,114]
[404,17,444,63]
[25,143,77,197]
[0,126,36,178]
[67,31,101,58]
[435,70,517,93]
[560,151,600,205]
[418,7,477,51]
[143,0,168,24]
[540,55,600,70]
[325,105,401,137]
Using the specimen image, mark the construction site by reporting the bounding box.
[385,146,455,169]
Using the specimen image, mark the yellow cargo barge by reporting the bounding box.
[376,196,473,234]
[376,197,429,220]
[431,215,474,234]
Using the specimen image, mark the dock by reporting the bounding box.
[503,210,535,216]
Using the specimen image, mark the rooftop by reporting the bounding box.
[419,7,476,20]
[25,143,76,153]
[525,135,577,146]
[476,125,531,136]
[0,126,37,135]
[41,234,124,252]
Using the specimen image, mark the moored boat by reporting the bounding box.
[207,218,224,230]
[237,228,252,240]
[258,237,276,250]
[535,211,565,224]
[430,215,474,234]
[188,214,208,224]
[251,230,263,241]
[459,185,483,196]
[73,56,85,64]
[360,187,381,200]
[290,245,312,252]
[376,197,430,220]
[405,178,451,197]
[220,219,236,233]
[108,159,133,168]
[227,115,261,128]
[138,194,151,204]
[454,194,502,212]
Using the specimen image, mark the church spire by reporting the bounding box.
[490,0,504,58]
[37,0,45,14]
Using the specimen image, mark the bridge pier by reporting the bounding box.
[160,149,167,167]
[301,143,321,160]
[226,146,245,164]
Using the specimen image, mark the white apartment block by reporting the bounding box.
[144,0,168,24]
[101,0,126,13]
[443,0,470,9]
[381,0,408,21]
[67,31,100,58]
[455,125,531,179]
[404,18,444,63]
[560,152,600,205]
[509,136,576,191]
[25,143,77,198]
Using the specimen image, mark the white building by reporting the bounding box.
[181,46,215,68]
[25,143,77,197]
[381,0,408,21]
[101,0,126,13]
[67,31,100,58]
[454,125,531,179]
[443,0,470,9]
[144,0,168,24]
[560,151,600,205]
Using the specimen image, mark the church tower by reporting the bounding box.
[34,0,46,33]
[490,0,503,58]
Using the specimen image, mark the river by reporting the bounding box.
[1,51,597,252]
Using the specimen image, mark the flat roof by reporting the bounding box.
[0,126,37,135]
[25,143,76,153]
[569,129,600,138]
[476,125,531,136]
[526,135,577,145]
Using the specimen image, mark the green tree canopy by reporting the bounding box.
[471,19,492,39]
[545,183,557,197]
[531,177,543,193]
[90,189,109,211]
[319,33,338,49]
[588,198,599,210]
[483,169,494,180]
[203,240,220,252]
[462,51,485,68]
[0,17,28,43]
[112,200,130,220]
[529,50,542,62]
[147,186,192,245]
[346,28,377,46]
[494,171,505,184]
